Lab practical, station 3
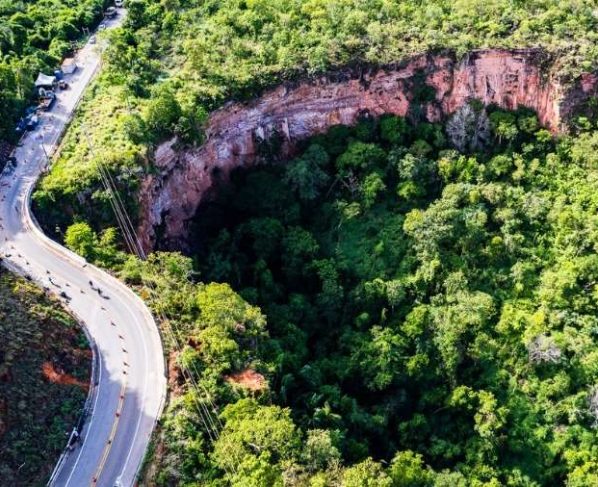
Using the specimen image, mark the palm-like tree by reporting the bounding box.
[0,22,14,54]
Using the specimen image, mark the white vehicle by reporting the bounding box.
[115,0,124,7]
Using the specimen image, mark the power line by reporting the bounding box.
[83,125,226,447]
[81,123,242,476]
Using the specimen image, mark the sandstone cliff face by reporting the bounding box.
[138,49,598,249]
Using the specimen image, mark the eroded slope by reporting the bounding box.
[139,49,598,249]
[0,270,90,486]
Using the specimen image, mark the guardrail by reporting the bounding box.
[7,71,99,485]
[0,253,99,486]
[7,46,104,487]
[33,38,110,487]
[2,15,109,486]
[45,315,100,486]
[5,10,167,486]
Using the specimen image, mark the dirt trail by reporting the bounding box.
[42,362,89,391]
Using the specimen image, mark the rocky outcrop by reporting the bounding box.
[138,48,598,249]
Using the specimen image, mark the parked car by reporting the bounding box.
[38,92,56,111]
[66,430,80,451]
[89,35,97,44]
[115,0,124,7]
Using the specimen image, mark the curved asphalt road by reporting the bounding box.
[0,11,166,487]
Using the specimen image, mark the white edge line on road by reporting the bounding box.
[2,9,167,486]
[118,306,150,482]
[65,338,104,487]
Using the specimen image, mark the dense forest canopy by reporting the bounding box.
[0,0,109,143]
[33,0,598,226]
[180,108,598,486]
[63,106,598,485]
[22,0,598,485]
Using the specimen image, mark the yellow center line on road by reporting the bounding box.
[91,377,127,486]
[91,331,129,486]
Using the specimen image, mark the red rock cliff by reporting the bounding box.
[138,48,598,249]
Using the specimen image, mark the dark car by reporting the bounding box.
[25,114,39,130]
[39,93,56,111]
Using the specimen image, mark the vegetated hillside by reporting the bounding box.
[33,0,598,237]
[0,269,90,486]
[64,106,598,485]
[181,109,598,486]
[27,1,598,485]
[0,0,110,144]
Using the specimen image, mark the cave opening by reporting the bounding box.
[181,105,570,474]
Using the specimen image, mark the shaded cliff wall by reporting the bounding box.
[138,49,598,249]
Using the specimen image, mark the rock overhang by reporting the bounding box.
[137,48,598,250]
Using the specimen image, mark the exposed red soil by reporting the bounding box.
[225,368,267,392]
[167,350,185,396]
[42,362,89,391]
[138,48,598,249]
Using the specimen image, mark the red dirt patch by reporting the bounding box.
[167,351,186,396]
[42,362,89,391]
[225,368,267,392]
